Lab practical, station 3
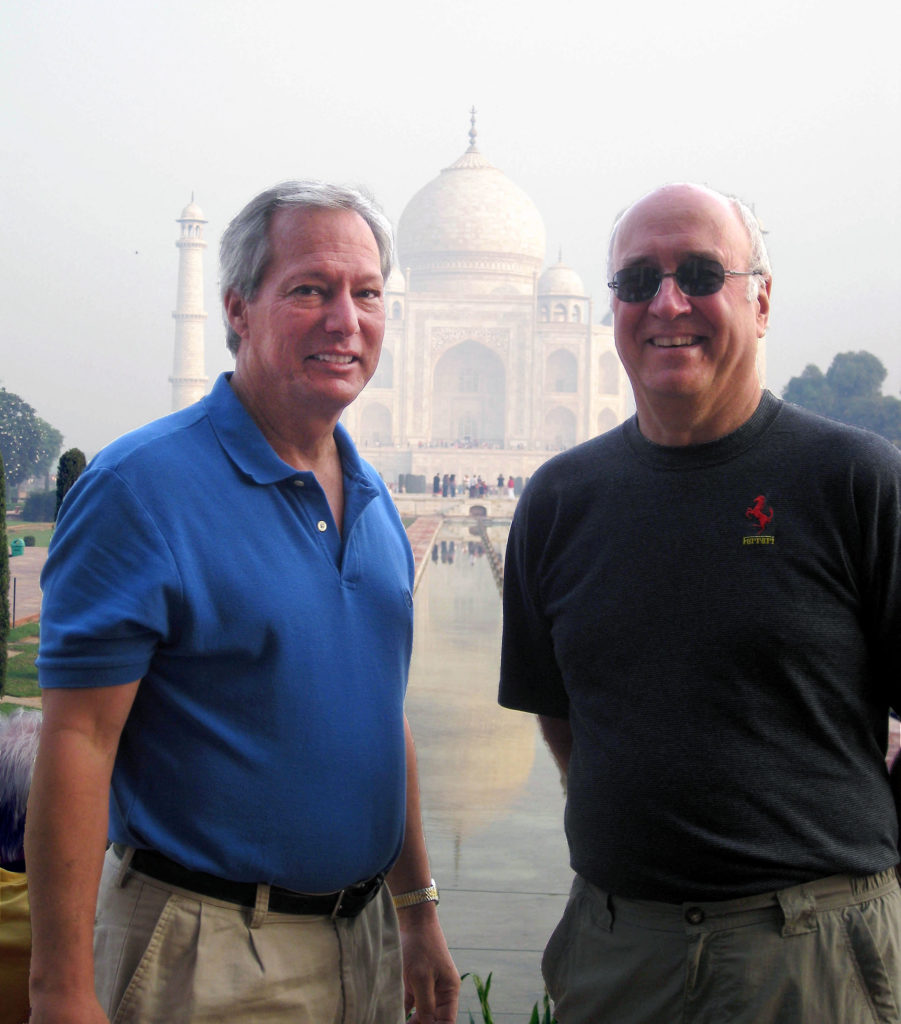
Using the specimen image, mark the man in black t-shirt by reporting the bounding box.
[500,183,901,1024]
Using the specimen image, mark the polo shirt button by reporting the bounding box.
[317,521,327,532]
[685,906,705,925]
[294,479,305,487]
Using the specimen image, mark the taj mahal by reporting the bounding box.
[169,113,631,486]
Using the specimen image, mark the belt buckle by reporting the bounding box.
[330,887,347,920]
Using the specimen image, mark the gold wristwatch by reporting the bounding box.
[392,879,439,909]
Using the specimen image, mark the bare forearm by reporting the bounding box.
[25,684,138,1020]
[26,728,114,1004]
[386,716,434,898]
[388,715,459,1023]
[539,714,573,780]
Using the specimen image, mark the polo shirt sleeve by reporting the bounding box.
[499,485,570,719]
[38,467,182,689]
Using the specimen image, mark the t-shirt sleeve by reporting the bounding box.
[37,467,181,689]
[499,490,569,718]
[862,441,901,716]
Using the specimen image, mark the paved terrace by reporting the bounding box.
[6,544,46,627]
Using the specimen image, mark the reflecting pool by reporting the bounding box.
[406,519,573,1022]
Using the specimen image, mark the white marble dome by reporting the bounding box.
[397,143,546,295]
[538,258,586,297]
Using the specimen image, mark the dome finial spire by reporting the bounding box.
[468,106,478,151]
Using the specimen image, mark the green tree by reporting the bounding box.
[55,447,86,520]
[782,351,901,445]
[0,387,64,492]
[1,451,8,696]
[826,350,886,403]
[782,364,831,416]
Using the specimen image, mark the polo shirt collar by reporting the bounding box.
[203,373,375,496]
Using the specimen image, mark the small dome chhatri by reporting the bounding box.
[385,266,406,293]
[539,255,586,297]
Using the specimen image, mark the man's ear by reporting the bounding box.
[224,290,250,342]
[756,277,772,337]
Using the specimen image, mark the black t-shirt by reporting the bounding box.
[500,392,901,900]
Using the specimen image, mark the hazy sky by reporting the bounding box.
[2,0,899,457]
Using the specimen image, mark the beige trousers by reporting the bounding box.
[93,847,404,1024]
[543,870,901,1024]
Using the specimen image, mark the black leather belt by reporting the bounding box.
[113,844,384,918]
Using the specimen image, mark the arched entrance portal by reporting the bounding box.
[545,406,576,450]
[359,403,392,446]
[432,341,505,446]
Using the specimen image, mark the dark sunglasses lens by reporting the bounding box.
[613,266,661,302]
[676,258,725,296]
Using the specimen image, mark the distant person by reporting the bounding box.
[27,181,458,1024]
[500,183,901,1023]
[0,708,42,1024]
[433,473,441,495]
[506,476,515,499]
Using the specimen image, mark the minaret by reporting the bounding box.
[170,196,209,411]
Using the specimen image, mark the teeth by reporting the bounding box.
[313,353,354,364]
[652,336,698,348]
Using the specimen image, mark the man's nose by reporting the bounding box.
[324,289,359,335]
[648,275,693,318]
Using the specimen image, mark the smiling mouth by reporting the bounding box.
[311,353,356,364]
[650,336,702,348]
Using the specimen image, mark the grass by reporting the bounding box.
[6,520,54,547]
[2,621,41,700]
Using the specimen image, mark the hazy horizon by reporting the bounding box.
[3,0,898,459]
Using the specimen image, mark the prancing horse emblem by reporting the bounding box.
[745,495,774,534]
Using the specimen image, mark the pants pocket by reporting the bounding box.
[110,893,189,1024]
[542,876,587,1001]
[839,894,901,1024]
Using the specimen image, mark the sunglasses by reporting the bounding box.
[608,257,760,303]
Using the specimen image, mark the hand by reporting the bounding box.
[398,904,460,1024]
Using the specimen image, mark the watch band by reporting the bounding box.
[392,879,439,909]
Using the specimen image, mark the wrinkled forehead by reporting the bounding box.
[612,187,749,269]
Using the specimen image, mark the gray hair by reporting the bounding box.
[219,180,395,355]
[0,709,42,866]
[607,184,772,303]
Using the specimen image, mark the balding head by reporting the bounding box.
[608,184,771,301]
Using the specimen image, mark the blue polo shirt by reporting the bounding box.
[38,374,414,892]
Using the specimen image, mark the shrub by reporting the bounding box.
[22,490,56,522]
[461,973,557,1024]
[55,447,86,520]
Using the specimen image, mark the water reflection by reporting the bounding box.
[407,521,536,853]
[406,519,573,1021]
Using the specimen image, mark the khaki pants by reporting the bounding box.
[543,871,901,1024]
[0,868,32,1024]
[93,847,404,1024]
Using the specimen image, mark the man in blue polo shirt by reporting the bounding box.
[26,181,458,1024]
